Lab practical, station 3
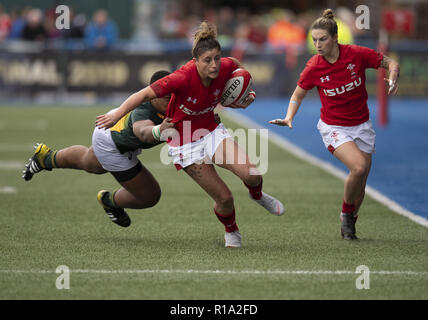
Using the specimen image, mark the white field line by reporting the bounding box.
[223,109,428,228]
[0,269,427,276]
[0,161,24,170]
[0,144,34,152]
[0,119,48,130]
[0,186,17,194]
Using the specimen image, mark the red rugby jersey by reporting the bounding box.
[150,57,238,146]
[297,44,383,126]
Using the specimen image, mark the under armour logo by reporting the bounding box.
[213,89,220,96]
[320,76,330,83]
[187,97,197,104]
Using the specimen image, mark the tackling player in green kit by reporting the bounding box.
[22,71,174,227]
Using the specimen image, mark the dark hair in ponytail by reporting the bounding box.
[311,8,338,37]
[192,21,221,58]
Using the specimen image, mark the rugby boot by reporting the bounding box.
[225,230,242,248]
[97,190,131,227]
[22,143,54,181]
[250,192,285,216]
[340,212,358,240]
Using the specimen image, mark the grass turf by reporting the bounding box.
[0,106,427,300]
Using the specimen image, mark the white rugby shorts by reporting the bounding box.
[317,119,376,154]
[92,126,142,172]
[168,123,231,169]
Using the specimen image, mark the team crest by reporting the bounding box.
[347,63,357,78]
[331,131,340,143]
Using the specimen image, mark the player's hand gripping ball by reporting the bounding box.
[221,68,253,106]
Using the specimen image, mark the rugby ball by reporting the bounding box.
[221,68,253,106]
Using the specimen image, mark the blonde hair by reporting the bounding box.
[311,8,338,37]
[192,22,221,58]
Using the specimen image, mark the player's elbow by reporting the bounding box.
[136,127,153,144]
[135,184,161,209]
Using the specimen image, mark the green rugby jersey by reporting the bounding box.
[110,101,164,154]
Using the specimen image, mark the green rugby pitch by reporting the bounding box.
[0,106,427,300]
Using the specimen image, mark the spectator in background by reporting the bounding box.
[44,7,61,39]
[84,9,118,50]
[182,15,201,44]
[63,7,87,39]
[159,1,187,39]
[336,6,363,38]
[21,8,47,41]
[63,12,87,50]
[203,7,217,24]
[267,8,306,68]
[8,7,30,39]
[230,14,268,61]
[68,13,87,39]
[231,21,250,61]
[247,15,268,48]
[160,11,183,39]
[216,7,237,48]
[267,8,306,49]
[0,6,12,41]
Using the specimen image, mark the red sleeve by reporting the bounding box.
[297,63,315,90]
[358,45,383,70]
[225,57,239,69]
[221,57,239,75]
[150,70,187,97]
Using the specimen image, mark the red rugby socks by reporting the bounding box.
[214,209,238,233]
[244,178,263,200]
[342,201,356,215]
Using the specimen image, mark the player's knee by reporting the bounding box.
[144,185,161,208]
[217,192,234,209]
[149,189,161,207]
[351,163,368,177]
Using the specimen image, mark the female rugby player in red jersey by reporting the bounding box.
[96,22,285,248]
[270,9,400,240]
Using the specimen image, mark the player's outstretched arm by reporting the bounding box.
[380,55,400,95]
[95,86,157,129]
[133,117,175,144]
[270,85,308,128]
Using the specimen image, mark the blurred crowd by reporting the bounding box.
[0,6,118,50]
[158,5,365,54]
[0,3,364,53]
